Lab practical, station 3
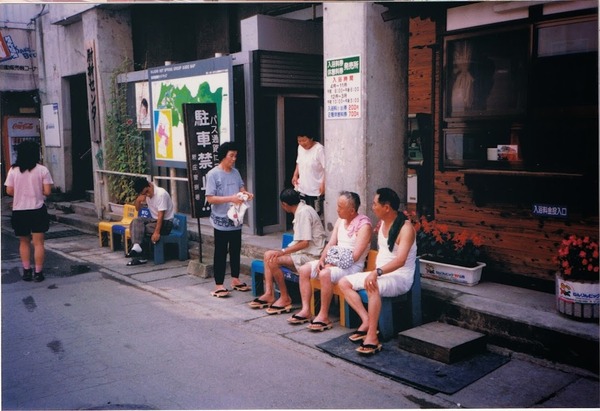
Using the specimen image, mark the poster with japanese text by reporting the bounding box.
[148,57,232,168]
[325,55,361,119]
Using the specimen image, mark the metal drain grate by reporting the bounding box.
[45,229,86,239]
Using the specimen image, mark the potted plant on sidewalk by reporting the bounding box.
[413,214,486,286]
[554,234,599,321]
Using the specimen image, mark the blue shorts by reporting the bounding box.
[11,205,50,236]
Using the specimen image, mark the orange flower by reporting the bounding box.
[414,215,484,267]
[556,234,599,281]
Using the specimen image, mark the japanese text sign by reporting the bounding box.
[325,55,361,120]
[183,103,220,218]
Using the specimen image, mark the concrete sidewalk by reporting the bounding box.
[42,199,599,372]
[1,202,599,408]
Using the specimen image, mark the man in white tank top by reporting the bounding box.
[339,188,417,355]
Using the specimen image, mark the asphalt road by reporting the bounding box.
[1,231,448,410]
[2,225,598,410]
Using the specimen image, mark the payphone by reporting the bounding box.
[406,113,433,216]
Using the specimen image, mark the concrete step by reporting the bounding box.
[397,321,487,364]
[421,282,599,373]
[70,200,99,218]
[48,206,99,235]
[50,200,98,218]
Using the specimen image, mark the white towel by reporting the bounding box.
[227,192,249,227]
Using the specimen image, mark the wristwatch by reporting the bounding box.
[376,268,383,277]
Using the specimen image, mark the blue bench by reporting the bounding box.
[153,213,189,264]
[344,257,422,341]
[121,210,188,264]
[251,233,298,297]
[251,233,422,340]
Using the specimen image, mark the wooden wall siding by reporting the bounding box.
[407,17,599,282]
[408,17,435,114]
[433,170,598,279]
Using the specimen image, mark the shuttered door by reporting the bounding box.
[256,51,323,90]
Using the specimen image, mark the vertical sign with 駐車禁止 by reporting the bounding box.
[183,103,219,219]
[325,55,361,120]
[85,41,101,143]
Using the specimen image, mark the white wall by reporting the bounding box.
[241,14,323,54]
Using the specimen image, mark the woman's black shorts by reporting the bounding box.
[11,204,50,236]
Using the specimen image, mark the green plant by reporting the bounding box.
[412,214,484,267]
[104,62,147,204]
[555,235,599,281]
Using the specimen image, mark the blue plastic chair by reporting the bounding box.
[251,233,295,296]
[344,258,422,341]
[153,213,188,264]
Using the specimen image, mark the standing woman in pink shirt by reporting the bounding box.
[4,141,54,282]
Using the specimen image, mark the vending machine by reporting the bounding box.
[2,116,41,175]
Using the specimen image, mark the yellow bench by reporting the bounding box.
[98,204,137,251]
[309,250,378,328]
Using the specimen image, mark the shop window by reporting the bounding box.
[444,28,529,120]
[442,17,597,175]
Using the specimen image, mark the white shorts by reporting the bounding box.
[306,260,364,283]
[343,270,414,298]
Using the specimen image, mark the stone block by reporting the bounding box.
[397,321,486,364]
[187,260,213,279]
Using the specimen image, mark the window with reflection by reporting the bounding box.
[444,28,529,120]
[442,17,597,175]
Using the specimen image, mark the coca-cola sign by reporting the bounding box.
[12,121,34,130]
[7,117,39,137]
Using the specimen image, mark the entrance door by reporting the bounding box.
[254,95,322,234]
[69,74,93,198]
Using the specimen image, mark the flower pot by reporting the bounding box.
[419,258,486,286]
[555,273,599,321]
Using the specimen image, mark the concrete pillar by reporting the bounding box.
[323,3,408,232]
[82,8,133,217]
